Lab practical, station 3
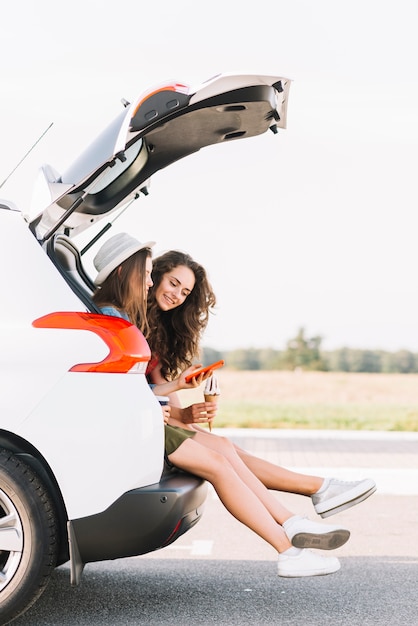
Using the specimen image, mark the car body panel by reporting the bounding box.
[0,208,108,425]
[19,371,164,519]
[70,472,207,565]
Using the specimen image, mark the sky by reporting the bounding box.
[1,0,418,353]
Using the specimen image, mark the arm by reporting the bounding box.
[149,363,207,397]
[148,363,183,407]
[170,401,218,428]
[149,362,217,427]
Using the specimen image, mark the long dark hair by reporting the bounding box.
[147,250,216,379]
[93,248,152,335]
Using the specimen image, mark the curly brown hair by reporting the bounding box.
[146,250,216,379]
[93,248,152,335]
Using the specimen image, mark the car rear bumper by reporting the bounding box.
[67,470,207,585]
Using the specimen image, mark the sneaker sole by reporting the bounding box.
[314,479,376,515]
[291,529,350,550]
[318,486,377,519]
[278,561,341,577]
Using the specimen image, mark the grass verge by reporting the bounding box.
[215,401,418,431]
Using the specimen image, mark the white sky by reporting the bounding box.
[1,0,418,352]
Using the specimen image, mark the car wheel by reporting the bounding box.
[0,449,58,625]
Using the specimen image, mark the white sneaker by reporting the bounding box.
[277,548,341,577]
[312,478,377,518]
[283,515,350,550]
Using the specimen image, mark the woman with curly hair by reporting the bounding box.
[146,249,376,519]
[146,250,216,380]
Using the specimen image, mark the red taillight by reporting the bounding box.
[132,82,190,116]
[33,312,150,373]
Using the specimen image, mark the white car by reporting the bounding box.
[0,73,290,624]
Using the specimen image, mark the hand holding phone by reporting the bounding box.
[184,360,225,383]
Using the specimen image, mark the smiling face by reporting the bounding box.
[154,265,195,311]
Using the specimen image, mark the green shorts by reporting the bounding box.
[165,424,196,456]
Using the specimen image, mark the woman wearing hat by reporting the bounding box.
[91,232,348,578]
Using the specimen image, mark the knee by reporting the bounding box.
[215,436,237,457]
[207,448,234,478]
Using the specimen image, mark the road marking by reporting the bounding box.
[191,540,214,555]
[163,540,214,555]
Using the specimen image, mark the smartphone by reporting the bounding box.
[184,359,225,383]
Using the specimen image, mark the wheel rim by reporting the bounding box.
[0,488,24,591]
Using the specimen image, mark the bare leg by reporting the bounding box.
[175,420,324,495]
[169,436,346,575]
[196,434,374,521]
[166,419,374,523]
[234,445,323,495]
[169,437,292,553]
[192,431,296,524]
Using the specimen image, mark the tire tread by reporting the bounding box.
[0,449,59,624]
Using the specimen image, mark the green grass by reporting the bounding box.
[215,401,418,431]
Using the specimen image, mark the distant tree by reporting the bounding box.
[257,348,283,370]
[391,349,417,373]
[379,351,394,373]
[227,348,261,370]
[279,327,328,371]
[202,347,223,366]
[325,347,351,372]
[344,349,381,373]
[203,335,418,373]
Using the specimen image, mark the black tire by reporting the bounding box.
[0,449,58,625]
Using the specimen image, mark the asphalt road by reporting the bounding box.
[13,430,418,626]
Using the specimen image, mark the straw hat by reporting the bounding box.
[93,232,155,286]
